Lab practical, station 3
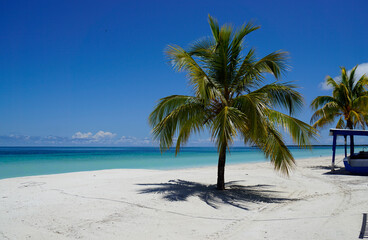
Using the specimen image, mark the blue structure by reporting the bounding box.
[330,128,368,173]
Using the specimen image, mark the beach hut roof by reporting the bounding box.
[329,128,368,137]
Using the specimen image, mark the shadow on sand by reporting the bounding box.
[137,179,296,210]
[309,165,335,171]
[310,165,368,176]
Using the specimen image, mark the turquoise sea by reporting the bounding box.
[0,146,361,179]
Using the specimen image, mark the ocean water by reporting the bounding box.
[0,146,364,179]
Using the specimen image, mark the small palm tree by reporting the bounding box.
[311,66,368,130]
[149,15,315,190]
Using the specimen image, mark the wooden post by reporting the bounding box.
[350,134,354,156]
[332,134,337,172]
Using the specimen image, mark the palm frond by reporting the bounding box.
[252,82,303,115]
[267,110,317,147]
[231,21,260,51]
[233,48,261,92]
[325,76,338,89]
[165,45,219,100]
[187,37,215,58]
[349,110,365,129]
[254,51,289,79]
[310,100,342,129]
[259,125,295,175]
[233,50,289,94]
[336,117,346,128]
[210,106,248,151]
[149,95,195,126]
[175,111,207,154]
[208,15,220,42]
[310,101,340,124]
[348,65,358,90]
[353,74,368,96]
[340,67,348,87]
[311,112,340,129]
[229,22,260,75]
[352,95,368,111]
[310,95,339,110]
[149,95,206,152]
[232,93,267,138]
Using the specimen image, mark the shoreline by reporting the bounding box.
[0,152,344,181]
[1,155,367,239]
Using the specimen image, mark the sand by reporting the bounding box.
[1,155,368,240]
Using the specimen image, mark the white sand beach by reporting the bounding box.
[1,155,367,240]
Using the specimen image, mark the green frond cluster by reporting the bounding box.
[149,95,206,154]
[149,15,316,176]
[310,66,368,130]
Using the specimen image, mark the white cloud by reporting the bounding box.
[319,79,332,91]
[72,132,93,139]
[320,63,368,90]
[117,136,151,145]
[116,136,136,143]
[93,131,116,140]
[354,63,368,80]
[71,130,117,144]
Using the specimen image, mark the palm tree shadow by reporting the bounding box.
[137,179,297,210]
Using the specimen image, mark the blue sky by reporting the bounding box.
[1,0,368,146]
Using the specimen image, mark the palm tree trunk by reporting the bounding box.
[217,145,227,190]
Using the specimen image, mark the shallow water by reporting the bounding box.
[0,146,363,179]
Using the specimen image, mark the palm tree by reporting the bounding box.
[149,15,315,190]
[311,66,368,130]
